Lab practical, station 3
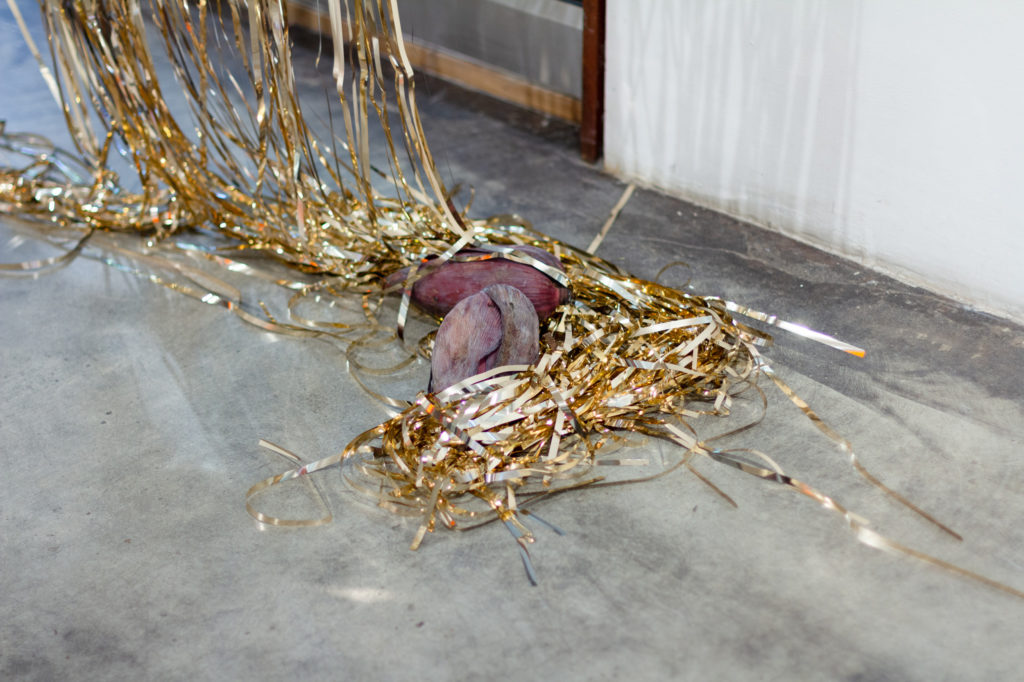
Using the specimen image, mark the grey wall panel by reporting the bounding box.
[286,0,583,99]
[396,0,582,97]
[393,0,581,96]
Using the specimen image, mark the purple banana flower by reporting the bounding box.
[429,284,540,393]
[386,245,571,320]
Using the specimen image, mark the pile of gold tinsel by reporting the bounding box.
[2,0,1020,592]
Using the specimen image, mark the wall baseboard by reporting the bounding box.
[286,2,582,124]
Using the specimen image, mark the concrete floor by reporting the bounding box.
[4,8,1024,681]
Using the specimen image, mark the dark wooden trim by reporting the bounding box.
[580,0,606,163]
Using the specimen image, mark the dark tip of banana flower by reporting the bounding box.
[386,245,571,320]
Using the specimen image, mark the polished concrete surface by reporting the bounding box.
[3,8,1024,681]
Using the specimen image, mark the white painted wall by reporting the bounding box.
[605,0,1024,321]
